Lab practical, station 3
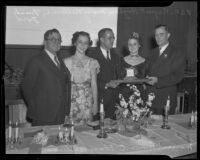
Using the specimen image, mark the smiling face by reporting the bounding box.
[155,26,170,47]
[128,38,140,55]
[100,30,115,50]
[75,35,90,54]
[44,32,62,55]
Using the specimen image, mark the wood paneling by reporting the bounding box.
[5,45,117,70]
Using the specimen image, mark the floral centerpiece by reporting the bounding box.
[4,63,24,99]
[4,63,24,85]
[115,84,155,133]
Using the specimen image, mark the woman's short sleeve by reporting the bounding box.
[90,58,100,74]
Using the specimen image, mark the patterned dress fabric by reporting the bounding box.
[64,56,100,124]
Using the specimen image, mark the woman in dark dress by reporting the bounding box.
[118,32,147,102]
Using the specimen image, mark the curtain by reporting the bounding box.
[117,2,197,72]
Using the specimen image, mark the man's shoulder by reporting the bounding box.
[150,46,158,53]
[110,48,121,57]
[91,47,101,53]
[144,47,158,61]
[27,51,45,64]
[168,44,184,59]
[168,44,180,52]
[87,47,101,58]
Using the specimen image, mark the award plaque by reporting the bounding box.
[126,68,135,77]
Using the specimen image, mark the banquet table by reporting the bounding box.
[5,114,197,158]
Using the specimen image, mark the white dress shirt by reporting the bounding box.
[44,49,60,66]
[159,43,169,55]
[100,47,111,60]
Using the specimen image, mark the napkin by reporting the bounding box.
[28,143,42,154]
[131,135,156,148]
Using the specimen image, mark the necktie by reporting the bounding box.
[106,50,110,61]
[159,47,162,55]
[54,55,60,69]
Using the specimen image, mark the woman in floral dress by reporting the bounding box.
[64,31,100,124]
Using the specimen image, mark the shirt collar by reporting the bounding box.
[100,46,110,59]
[159,43,169,55]
[44,49,58,64]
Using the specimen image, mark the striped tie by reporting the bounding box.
[107,50,110,61]
[54,56,60,69]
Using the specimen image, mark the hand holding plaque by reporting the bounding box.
[105,78,150,88]
[105,80,120,88]
[123,76,137,82]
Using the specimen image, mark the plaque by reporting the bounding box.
[126,68,135,77]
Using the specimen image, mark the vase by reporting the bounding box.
[117,121,126,132]
[132,121,141,130]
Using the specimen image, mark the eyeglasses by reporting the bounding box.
[47,38,62,43]
[103,36,115,41]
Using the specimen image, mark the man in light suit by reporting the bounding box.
[22,29,71,126]
[87,28,124,120]
[146,24,186,115]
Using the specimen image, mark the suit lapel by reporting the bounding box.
[109,50,117,64]
[41,50,63,78]
[151,45,171,71]
[58,54,71,81]
[98,48,115,69]
[97,48,109,62]
[157,45,171,65]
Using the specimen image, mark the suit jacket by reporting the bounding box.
[87,47,124,118]
[22,50,71,123]
[146,44,185,114]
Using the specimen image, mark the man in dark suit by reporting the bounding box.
[22,29,71,126]
[87,28,124,120]
[146,24,185,115]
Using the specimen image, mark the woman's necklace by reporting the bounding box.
[125,54,144,66]
[129,52,139,57]
[73,54,88,68]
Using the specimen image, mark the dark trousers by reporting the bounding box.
[146,85,177,115]
[93,88,119,121]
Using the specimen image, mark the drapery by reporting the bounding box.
[117,2,197,72]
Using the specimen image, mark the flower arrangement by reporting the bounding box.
[115,84,155,130]
[32,131,49,146]
[4,63,23,85]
